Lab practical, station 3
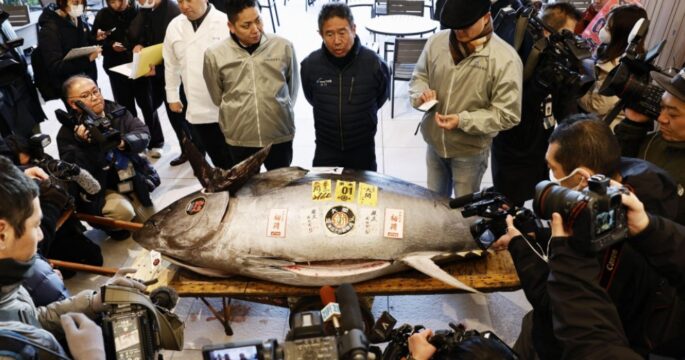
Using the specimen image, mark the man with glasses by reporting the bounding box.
[56,75,159,240]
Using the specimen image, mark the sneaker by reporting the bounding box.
[169,153,188,166]
[147,148,162,159]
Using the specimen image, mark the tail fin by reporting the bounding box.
[401,252,479,293]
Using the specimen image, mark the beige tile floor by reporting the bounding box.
[33,1,532,358]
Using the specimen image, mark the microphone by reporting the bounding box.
[43,159,101,195]
[335,283,369,360]
[320,285,341,334]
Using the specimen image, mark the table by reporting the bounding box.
[364,14,438,60]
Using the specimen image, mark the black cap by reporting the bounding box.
[652,68,685,103]
[440,0,491,30]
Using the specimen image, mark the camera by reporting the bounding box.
[450,188,540,250]
[55,100,121,151]
[534,175,629,252]
[599,18,667,123]
[100,285,184,360]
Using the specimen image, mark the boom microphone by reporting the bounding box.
[335,283,369,360]
[320,285,341,334]
[43,159,101,195]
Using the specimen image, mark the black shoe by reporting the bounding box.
[107,229,131,241]
[170,153,188,166]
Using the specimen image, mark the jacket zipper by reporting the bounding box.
[250,59,262,147]
[348,77,355,103]
[339,72,344,151]
[442,72,456,156]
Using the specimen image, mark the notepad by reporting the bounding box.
[63,46,100,61]
[418,99,438,112]
[109,43,163,79]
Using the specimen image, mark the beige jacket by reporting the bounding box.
[578,58,621,121]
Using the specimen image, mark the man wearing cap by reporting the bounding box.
[409,0,522,198]
[615,68,685,225]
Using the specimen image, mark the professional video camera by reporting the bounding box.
[100,285,184,360]
[450,188,541,250]
[494,5,595,95]
[55,100,121,152]
[599,18,667,124]
[534,174,628,252]
[202,284,372,360]
[0,10,25,85]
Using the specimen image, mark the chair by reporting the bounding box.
[390,37,426,118]
[0,4,30,27]
[386,0,424,16]
[258,0,280,33]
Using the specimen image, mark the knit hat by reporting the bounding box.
[440,0,491,30]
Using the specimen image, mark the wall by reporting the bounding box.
[634,0,685,69]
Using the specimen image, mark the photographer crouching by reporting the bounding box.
[493,115,685,359]
[57,75,160,240]
[0,156,147,359]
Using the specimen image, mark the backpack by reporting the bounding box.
[30,46,60,101]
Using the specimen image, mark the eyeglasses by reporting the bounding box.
[69,87,101,100]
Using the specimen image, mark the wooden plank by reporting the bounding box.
[165,251,520,298]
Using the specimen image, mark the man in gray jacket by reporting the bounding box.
[203,0,299,170]
[409,0,522,197]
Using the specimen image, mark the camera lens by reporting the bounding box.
[533,180,587,220]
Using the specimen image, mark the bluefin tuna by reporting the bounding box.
[133,140,481,292]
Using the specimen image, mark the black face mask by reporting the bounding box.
[0,255,37,287]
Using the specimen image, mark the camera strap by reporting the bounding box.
[598,243,624,290]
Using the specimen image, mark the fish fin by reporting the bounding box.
[164,254,235,278]
[401,252,480,293]
[182,135,214,190]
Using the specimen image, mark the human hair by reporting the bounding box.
[318,3,354,32]
[548,113,621,177]
[55,0,86,11]
[226,0,258,23]
[0,157,39,239]
[597,4,648,63]
[61,74,94,101]
[541,2,581,32]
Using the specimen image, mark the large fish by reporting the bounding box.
[134,140,482,292]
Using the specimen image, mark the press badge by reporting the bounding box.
[542,94,556,130]
[117,162,135,181]
[118,180,134,193]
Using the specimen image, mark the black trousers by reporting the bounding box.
[313,142,377,171]
[191,122,233,169]
[228,141,293,171]
[106,70,164,148]
[148,73,195,153]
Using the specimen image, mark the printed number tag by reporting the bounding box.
[267,209,288,238]
[312,180,332,201]
[335,180,356,202]
[383,209,404,239]
[357,182,378,206]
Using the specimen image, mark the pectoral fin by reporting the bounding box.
[401,252,480,293]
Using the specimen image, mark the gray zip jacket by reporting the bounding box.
[409,30,522,157]
[203,33,299,147]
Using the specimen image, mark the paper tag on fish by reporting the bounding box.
[149,250,162,267]
[310,167,344,174]
[360,208,380,236]
[311,180,332,201]
[357,182,378,206]
[335,180,356,202]
[383,208,404,239]
[300,208,322,235]
[267,209,288,238]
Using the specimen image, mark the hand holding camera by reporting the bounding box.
[61,313,106,360]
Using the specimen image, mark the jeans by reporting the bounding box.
[425,146,489,197]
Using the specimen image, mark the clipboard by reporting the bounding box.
[63,46,100,61]
[109,43,163,79]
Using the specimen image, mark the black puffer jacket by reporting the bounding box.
[301,37,390,150]
[56,101,157,215]
[92,5,138,70]
[128,0,179,48]
[37,3,97,95]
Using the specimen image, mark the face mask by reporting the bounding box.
[599,26,611,44]
[68,4,84,18]
[549,168,584,190]
[0,255,37,287]
[138,0,155,9]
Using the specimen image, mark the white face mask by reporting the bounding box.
[68,4,84,18]
[138,0,155,9]
[599,26,611,44]
[549,168,584,190]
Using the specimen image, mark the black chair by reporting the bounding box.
[0,4,30,26]
[390,37,426,118]
[258,0,280,33]
[386,0,424,16]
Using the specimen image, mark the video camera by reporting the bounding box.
[449,188,541,250]
[100,285,184,360]
[495,5,595,95]
[55,100,121,152]
[202,284,371,360]
[599,18,667,123]
[534,174,629,252]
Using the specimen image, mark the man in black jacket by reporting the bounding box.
[300,3,390,171]
[495,115,685,359]
[57,75,159,238]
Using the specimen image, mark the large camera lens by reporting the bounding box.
[533,180,587,221]
[599,65,664,118]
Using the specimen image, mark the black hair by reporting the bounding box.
[541,2,581,32]
[0,157,39,238]
[226,0,258,23]
[61,74,94,102]
[548,113,621,177]
[56,0,86,11]
[318,3,354,33]
[597,4,647,63]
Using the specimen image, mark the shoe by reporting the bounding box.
[147,148,162,159]
[107,229,131,241]
[170,153,188,166]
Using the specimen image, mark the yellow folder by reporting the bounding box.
[109,43,163,79]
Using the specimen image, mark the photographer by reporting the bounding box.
[57,75,159,240]
[614,68,685,225]
[403,328,518,360]
[0,156,147,359]
[494,115,684,358]
[547,190,685,359]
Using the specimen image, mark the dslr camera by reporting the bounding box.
[534,175,629,252]
[599,18,667,123]
[55,100,121,151]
